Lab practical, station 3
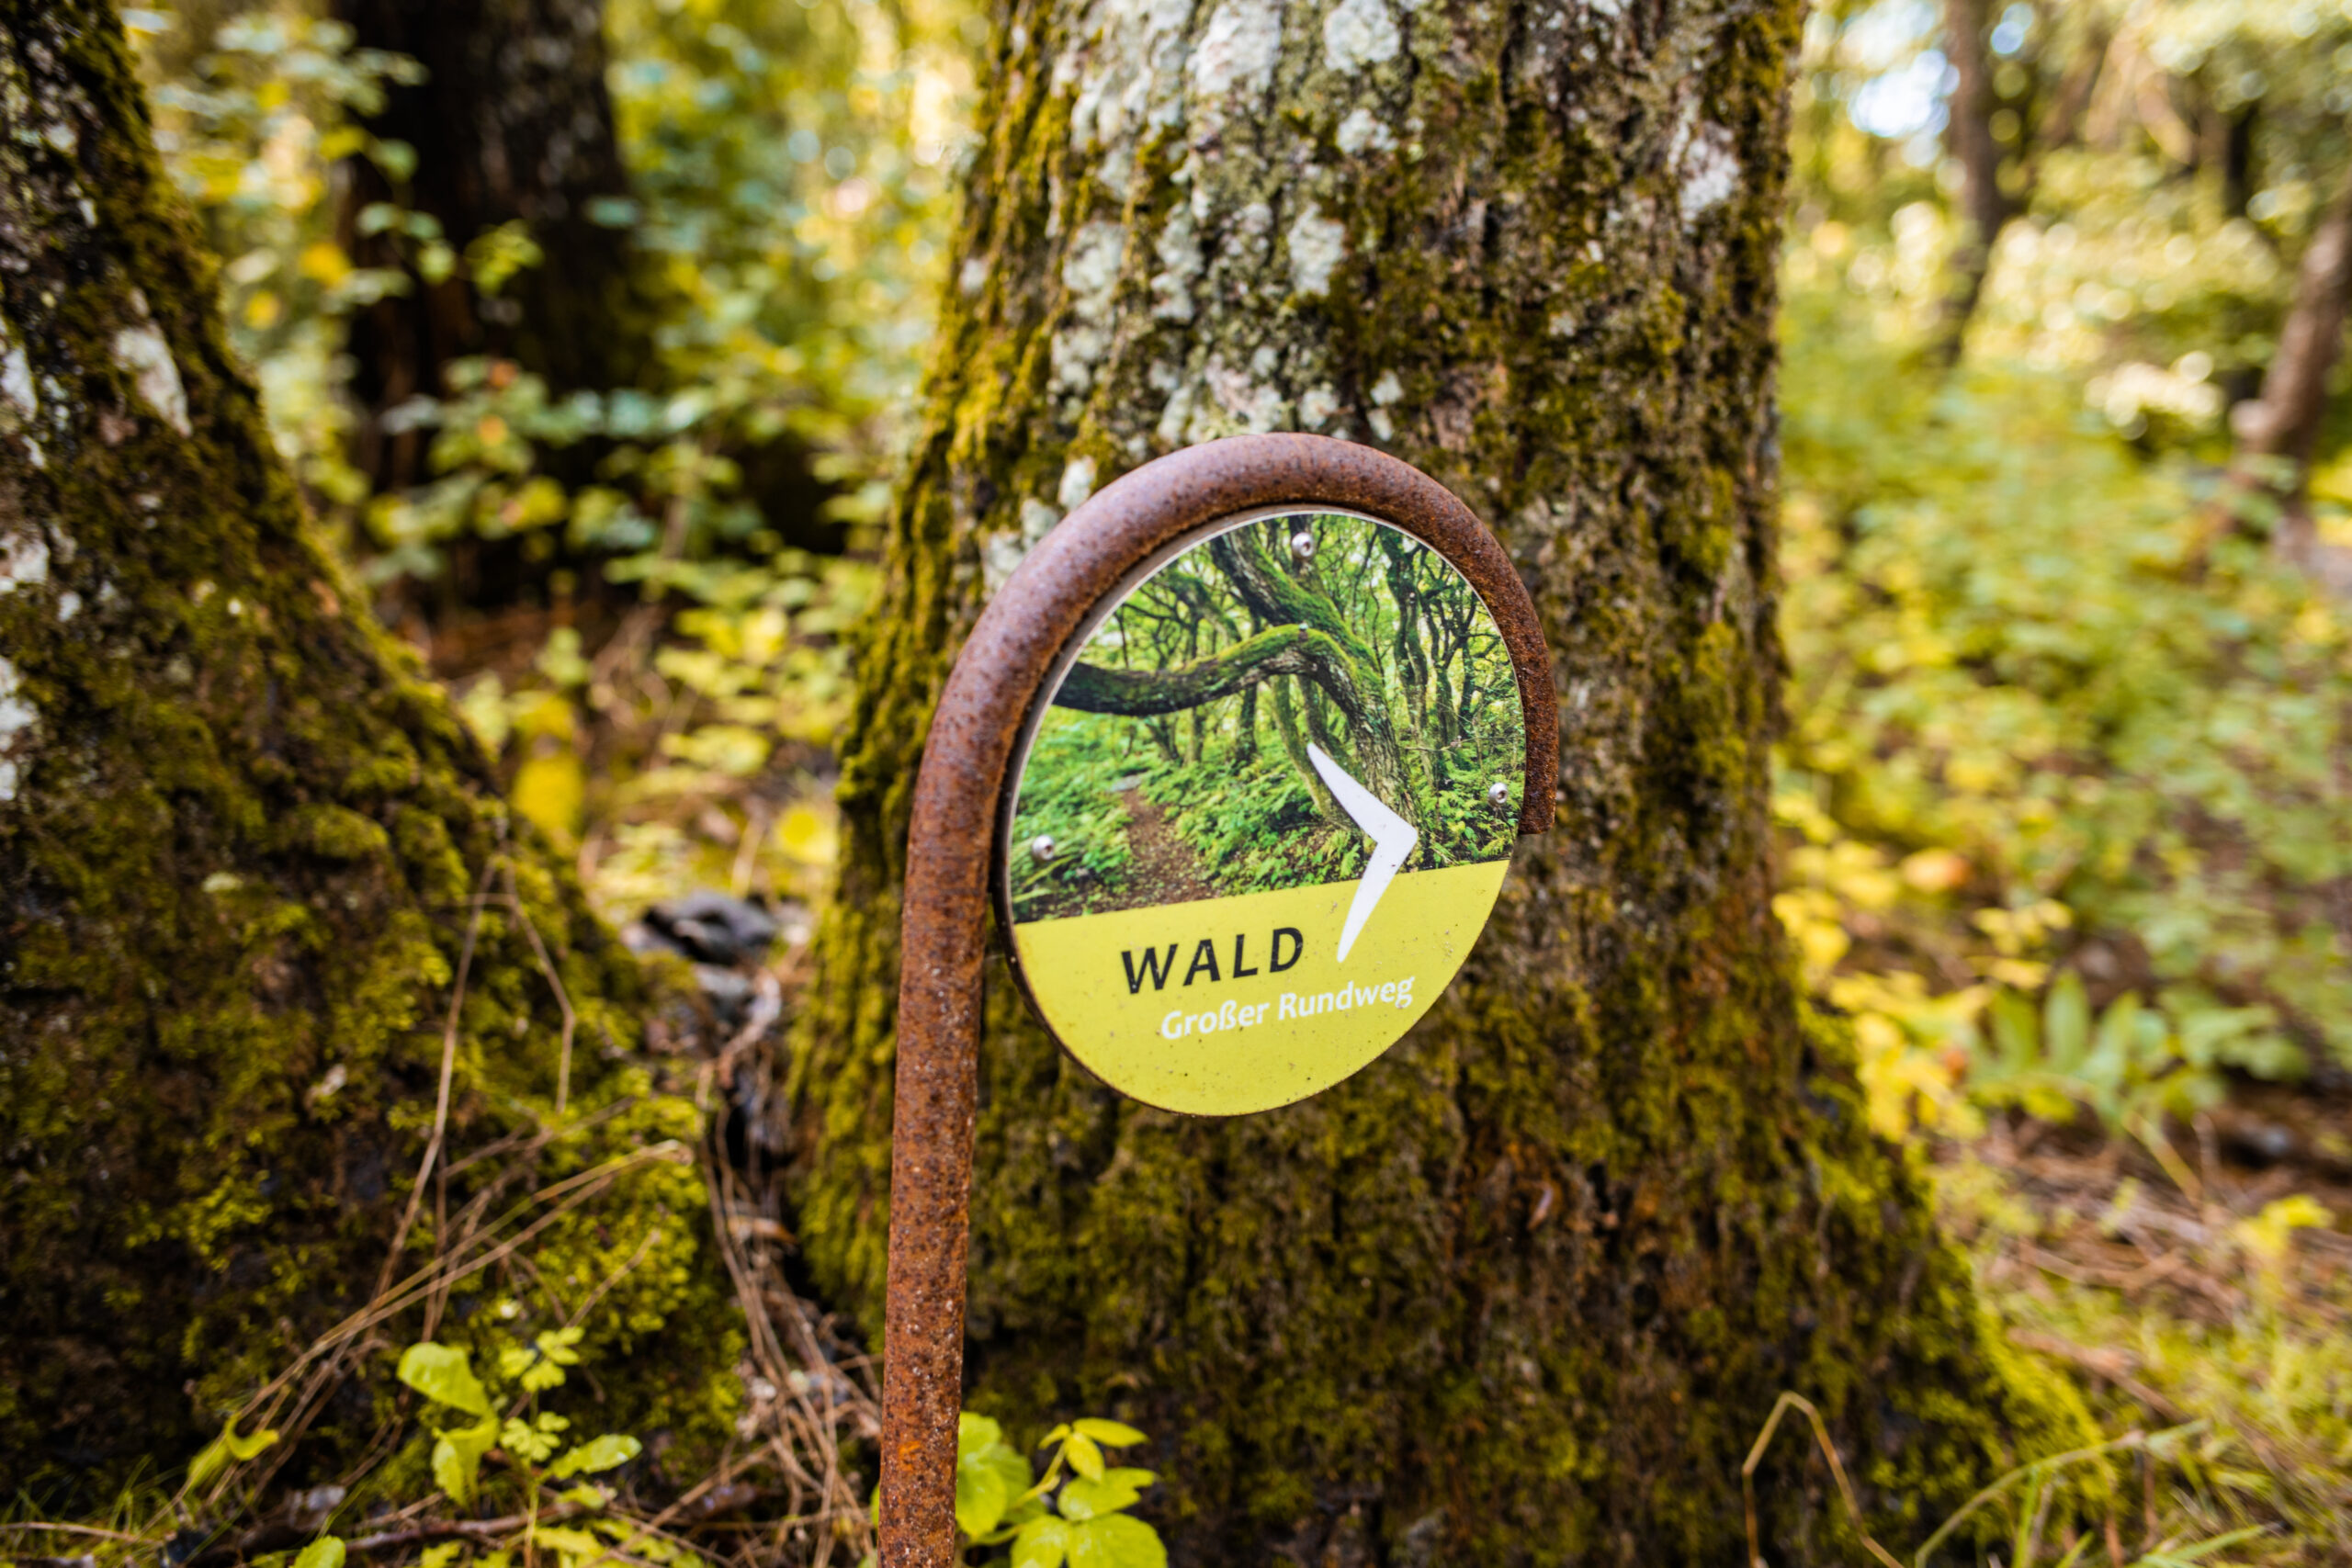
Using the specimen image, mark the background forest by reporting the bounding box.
[1008,513,1523,923]
[9,0,2352,1562]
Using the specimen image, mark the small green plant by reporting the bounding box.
[397,1335,644,1523]
[144,1333,690,1568]
[865,1414,1166,1568]
[1970,973,2231,1131]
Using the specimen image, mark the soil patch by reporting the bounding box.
[1117,790,1218,907]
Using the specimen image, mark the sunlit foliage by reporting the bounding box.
[1781,0,2352,1142]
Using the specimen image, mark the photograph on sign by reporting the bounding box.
[1000,510,1528,1116]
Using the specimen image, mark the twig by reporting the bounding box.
[2130,1115,2202,1208]
[698,1130,875,1564]
[1913,1431,2152,1568]
[565,1225,665,1330]
[500,857,579,1118]
[1740,1393,1904,1568]
[0,1525,146,1543]
[175,860,508,1518]
[378,855,504,1306]
[181,1141,691,1521]
[338,1502,588,1556]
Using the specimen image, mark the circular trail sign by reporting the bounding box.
[997,509,1530,1115]
[878,436,1555,1568]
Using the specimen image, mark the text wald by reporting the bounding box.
[1123,930,1303,994]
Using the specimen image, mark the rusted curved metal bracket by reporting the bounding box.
[877,434,1557,1568]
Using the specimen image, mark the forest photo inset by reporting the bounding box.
[1008,513,1527,923]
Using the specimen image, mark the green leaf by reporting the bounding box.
[1064,1431,1104,1480]
[502,1415,563,1464]
[419,1545,461,1568]
[986,1444,1033,1503]
[1989,990,2038,1074]
[399,1343,492,1416]
[292,1538,345,1568]
[2140,1526,2270,1567]
[549,1434,642,1479]
[534,1527,607,1564]
[1012,1517,1070,1568]
[955,1453,1011,1539]
[188,1419,280,1487]
[1071,1419,1145,1448]
[431,1439,475,1505]
[2042,972,2089,1071]
[1067,1515,1164,1568]
[956,1412,1005,1461]
[228,1422,281,1460]
[431,1414,500,1504]
[1057,1471,1148,1521]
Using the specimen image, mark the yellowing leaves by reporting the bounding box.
[2233,1195,2334,1287]
[775,804,834,864]
[514,745,587,847]
[298,241,350,285]
[1899,848,1972,893]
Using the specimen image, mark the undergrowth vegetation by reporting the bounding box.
[9,0,2351,1563]
[1765,6,2352,1559]
[1776,275,2350,1144]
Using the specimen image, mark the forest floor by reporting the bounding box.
[1117,790,1218,907]
[1927,1093,2352,1562]
[413,601,2352,1563]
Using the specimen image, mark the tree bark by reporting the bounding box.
[333,0,661,495]
[1058,624,1355,716]
[786,0,2090,1561]
[1933,5,2109,366]
[2230,155,2352,597]
[0,0,729,1496]
[1936,0,2015,365]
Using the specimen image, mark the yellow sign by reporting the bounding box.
[1012,861,1509,1114]
[1001,510,1526,1115]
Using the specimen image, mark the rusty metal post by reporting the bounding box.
[877,434,1557,1567]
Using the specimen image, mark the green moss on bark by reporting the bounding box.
[0,3,734,1499]
[787,0,2096,1561]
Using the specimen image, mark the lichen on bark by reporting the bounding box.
[0,1,734,1498]
[787,0,2096,1561]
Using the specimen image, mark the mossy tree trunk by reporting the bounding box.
[0,0,730,1499]
[788,0,2090,1562]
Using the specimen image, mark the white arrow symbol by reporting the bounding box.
[1306,742,1419,962]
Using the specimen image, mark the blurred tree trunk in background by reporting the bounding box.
[332,0,841,625]
[786,0,2092,1562]
[333,0,660,494]
[1935,0,2106,366]
[0,0,729,1499]
[1938,0,2014,364]
[2231,157,2352,597]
